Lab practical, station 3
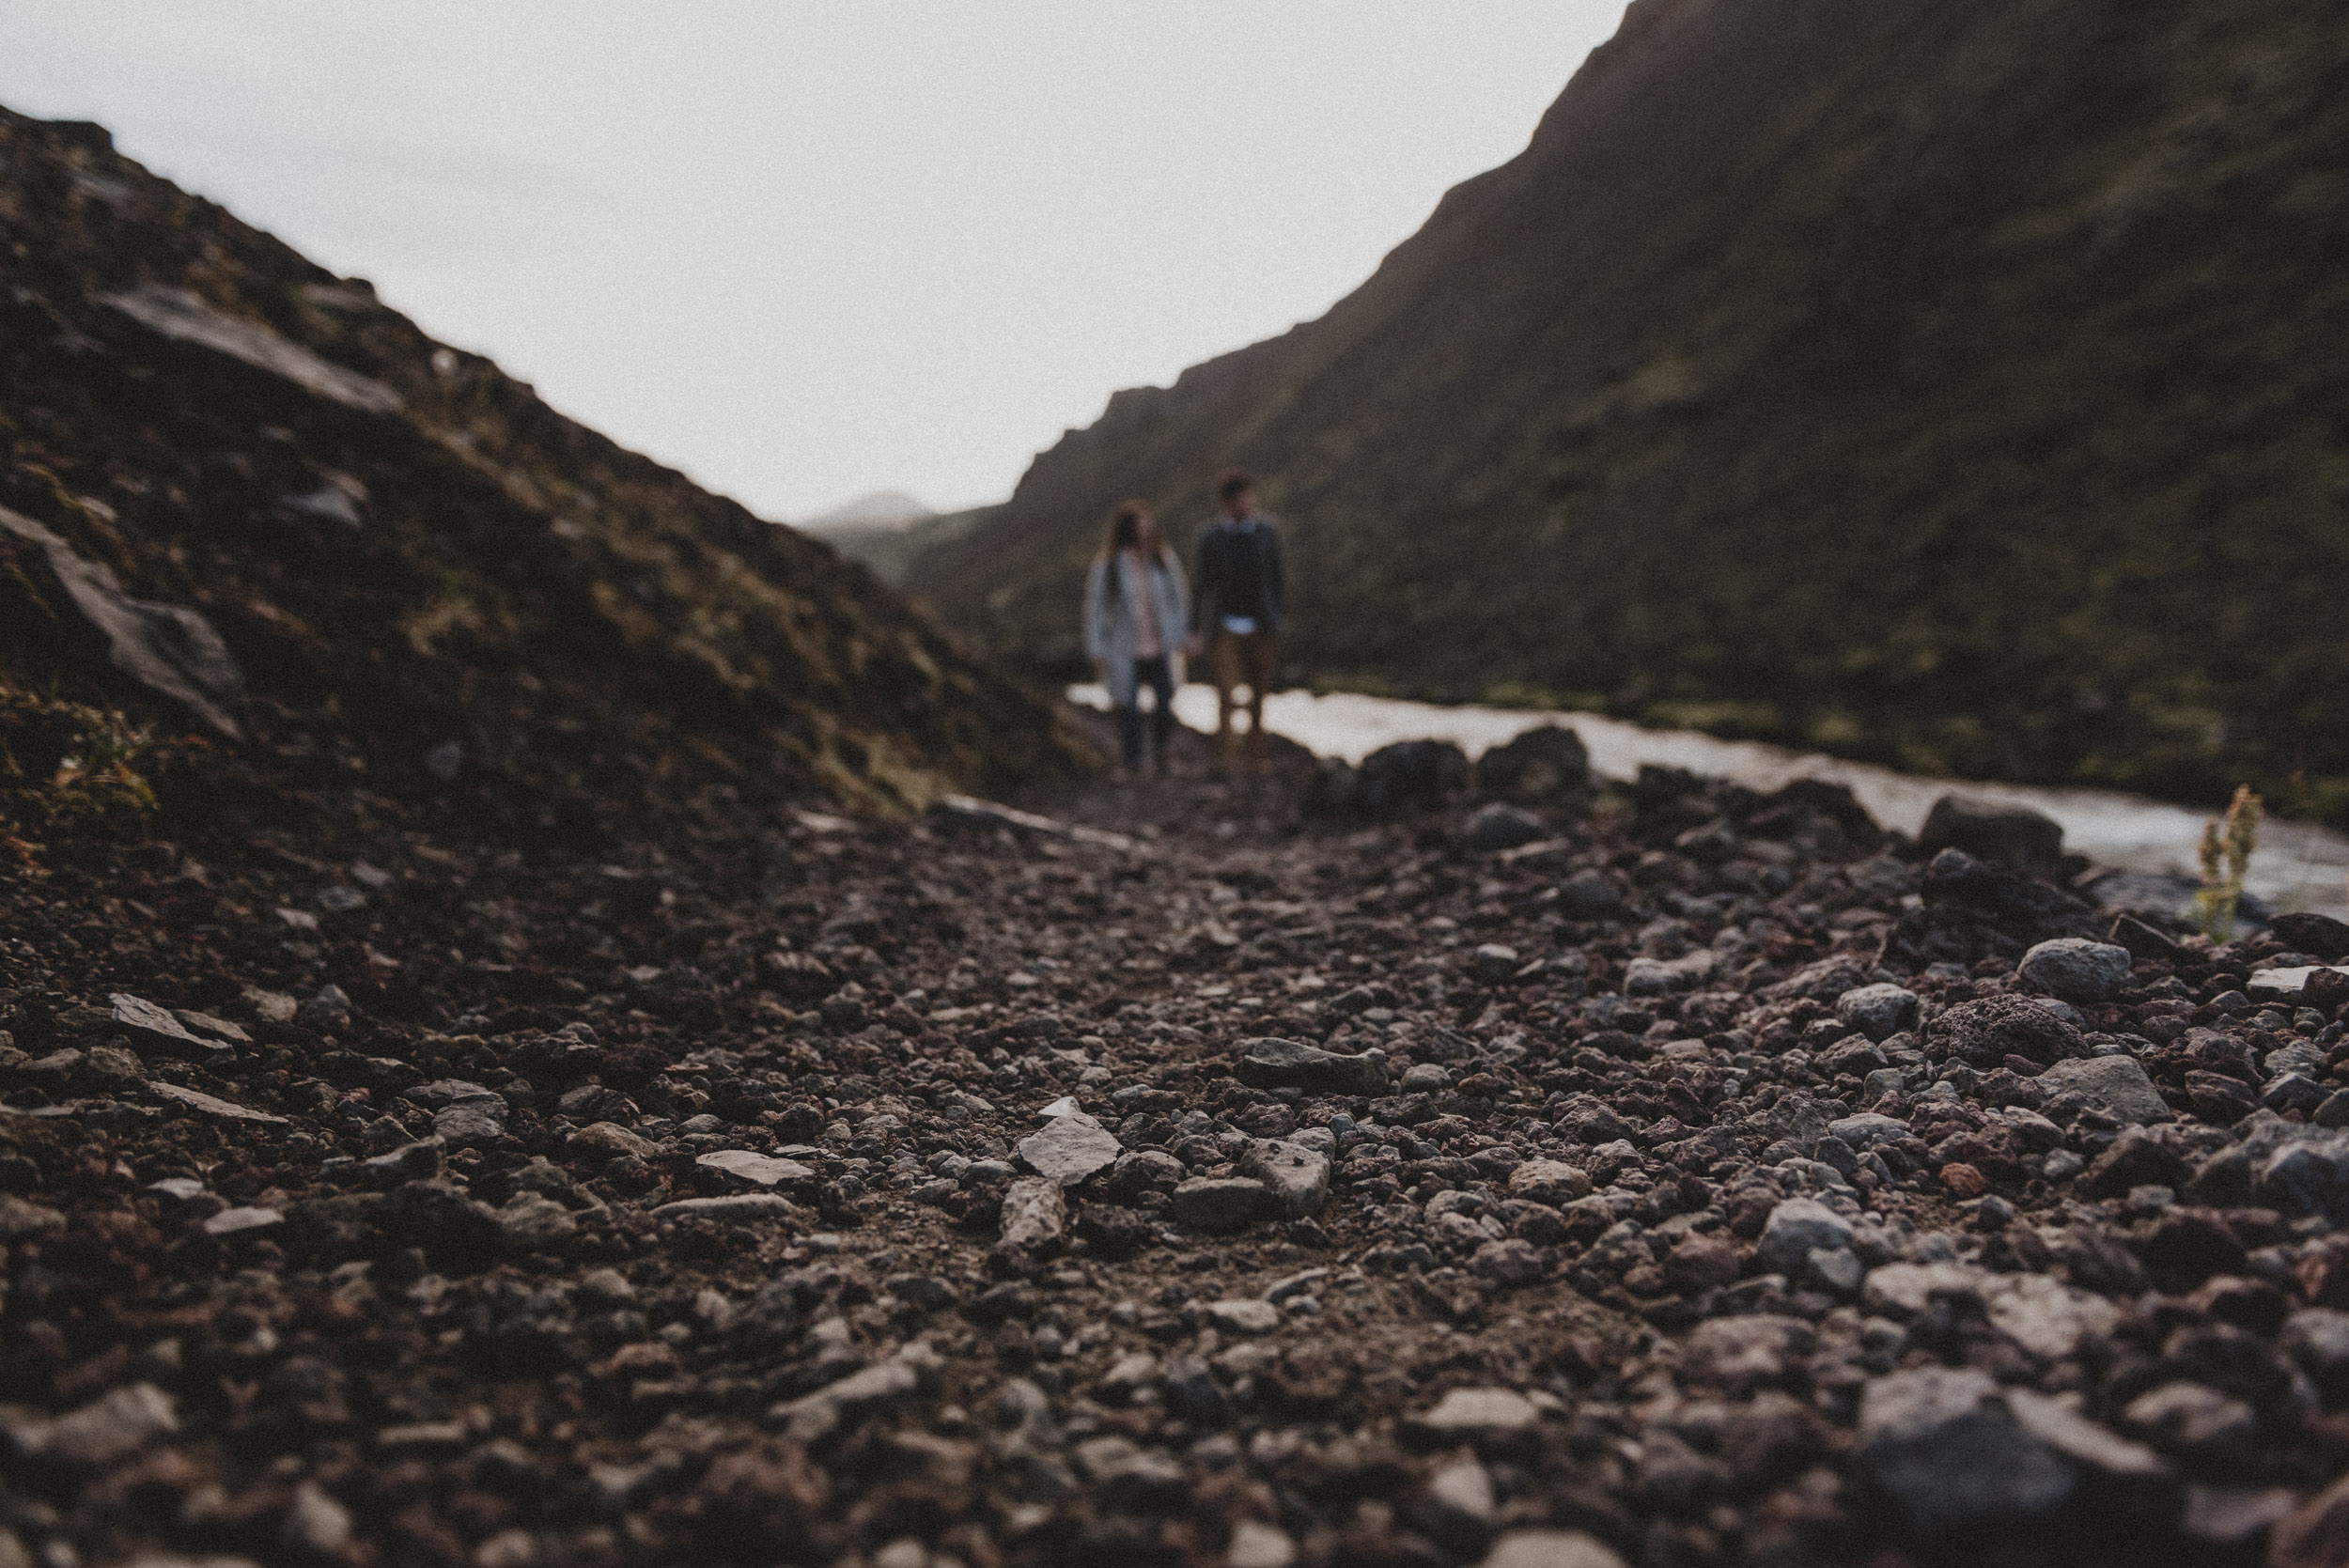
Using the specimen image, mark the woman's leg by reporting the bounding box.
[1116,703,1144,770]
[1138,656,1175,769]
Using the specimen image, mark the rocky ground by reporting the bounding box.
[6,714,2349,1568]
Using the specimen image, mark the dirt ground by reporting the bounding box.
[4,709,2349,1568]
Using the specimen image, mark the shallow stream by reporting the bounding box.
[1068,683,2349,918]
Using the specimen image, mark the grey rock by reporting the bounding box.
[1827,1112,1910,1152]
[1075,1435,1189,1511]
[1836,983,1921,1041]
[1238,1139,1331,1219]
[1203,1298,1281,1335]
[1624,949,1719,996]
[1862,1262,1986,1318]
[282,1480,353,1557]
[767,1342,940,1442]
[996,1177,1066,1254]
[1507,1158,1594,1204]
[2247,965,2349,1003]
[695,1150,816,1188]
[1227,1521,1300,1568]
[2037,1055,2171,1125]
[2263,1072,2332,1116]
[108,993,231,1061]
[16,1383,178,1468]
[148,1080,288,1125]
[1478,1531,1626,1568]
[1169,1176,1279,1233]
[2283,1310,2349,1404]
[1556,870,1624,921]
[2250,1126,2349,1222]
[1472,942,1522,984]
[1756,1198,1853,1277]
[1465,803,1546,853]
[202,1205,284,1237]
[2003,1389,2169,1483]
[1106,1149,1188,1201]
[2122,1381,2257,1456]
[1859,1366,2074,1529]
[1980,1273,2121,1359]
[1919,795,2063,877]
[0,1194,65,1242]
[1407,1387,1542,1441]
[1018,1114,1122,1185]
[431,1101,506,1150]
[2018,939,2135,1003]
[1474,725,1591,804]
[1234,1037,1387,1097]
[1426,1453,1499,1531]
[103,283,404,414]
[493,1194,577,1251]
[650,1194,797,1224]
[1807,1246,1864,1295]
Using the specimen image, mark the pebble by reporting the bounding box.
[1408,1388,1541,1441]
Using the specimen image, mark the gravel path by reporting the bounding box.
[5,715,2349,1568]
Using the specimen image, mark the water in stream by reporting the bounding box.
[1068,683,2349,918]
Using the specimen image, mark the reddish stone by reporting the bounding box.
[1939,1162,1988,1198]
[1663,1234,1747,1295]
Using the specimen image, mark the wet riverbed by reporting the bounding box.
[1069,683,2349,918]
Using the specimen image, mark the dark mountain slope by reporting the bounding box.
[905,0,2349,821]
[0,109,1086,851]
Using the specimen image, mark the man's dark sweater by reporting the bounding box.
[1191,516,1285,635]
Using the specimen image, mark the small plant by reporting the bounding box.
[0,684,160,865]
[2195,784,2262,942]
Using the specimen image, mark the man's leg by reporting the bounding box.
[1210,633,1242,766]
[1116,703,1143,771]
[1242,631,1279,759]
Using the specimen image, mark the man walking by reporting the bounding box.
[1187,470,1284,767]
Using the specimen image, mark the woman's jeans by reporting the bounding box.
[1117,655,1176,769]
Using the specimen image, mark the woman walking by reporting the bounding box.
[1083,500,1189,775]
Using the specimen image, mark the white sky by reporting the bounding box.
[5,3,1626,520]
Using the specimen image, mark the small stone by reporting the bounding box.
[1681,1314,1814,1395]
[1237,1140,1330,1219]
[432,1101,506,1150]
[2283,1309,2349,1404]
[1204,1298,1281,1335]
[1234,1037,1387,1097]
[148,1081,288,1125]
[202,1205,283,1237]
[2121,1381,2257,1457]
[494,1194,577,1251]
[1940,1162,1989,1197]
[107,992,214,1057]
[282,1479,353,1556]
[2036,1054,2171,1125]
[2017,938,2135,1003]
[1472,943,1521,984]
[1807,1246,1864,1295]
[1407,1388,1540,1441]
[996,1177,1066,1254]
[1019,1115,1122,1185]
[2083,1126,2194,1197]
[1169,1176,1279,1233]
[1472,1238,1546,1285]
[1624,950,1719,996]
[568,1122,661,1160]
[21,1383,178,1468]
[1426,1453,1499,1529]
[0,1194,66,1241]
[1835,984,1921,1042]
[1507,1158,1594,1205]
[1756,1198,1853,1276]
[1556,871,1624,921]
[1466,802,1547,852]
[650,1194,796,1224]
[2273,1473,2349,1568]
[1226,1518,1299,1568]
[1859,1366,2073,1529]
[1477,1529,1627,1568]
[695,1150,816,1188]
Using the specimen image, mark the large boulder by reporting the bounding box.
[1926,995,2090,1068]
[1355,739,1470,814]
[1921,849,2099,945]
[1473,724,1590,805]
[1917,795,2063,877]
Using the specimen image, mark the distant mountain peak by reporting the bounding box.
[799,489,934,533]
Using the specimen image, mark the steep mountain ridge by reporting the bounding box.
[0,108,1086,849]
[904,0,2349,822]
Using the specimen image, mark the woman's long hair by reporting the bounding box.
[1097,500,1170,600]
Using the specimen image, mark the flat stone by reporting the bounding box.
[1169,1176,1279,1233]
[650,1194,797,1224]
[1980,1273,2121,1359]
[2249,966,2349,1002]
[1227,1518,1301,1568]
[2004,1389,2169,1481]
[1756,1198,1852,1277]
[2037,1054,2171,1125]
[997,1177,1066,1253]
[1827,1112,1909,1151]
[767,1342,941,1442]
[1859,1366,2074,1529]
[171,1008,251,1045]
[1203,1298,1281,1335]
[1407,1387,1541,1440]
[1478,1531,1626,1568]
[1861,1262,1985,1318]
[201,1205,284,1237]
[1472,942,1521,983]
[1237,1140,1330,1219]
[19,1383,179,1468]
[1507,1158,1594,1204]
[568,1122,661,1160]
[1234,1037,1388,1097]
[494,1194,578,1250]
[109,993,216,1057]
[0,1193,66,1240]
[695,1150,816,1188]
[1624,950,1719,996]
[431,1102,506,1150]
[1018,1115,1123,1185]
[148,1081,287,1125]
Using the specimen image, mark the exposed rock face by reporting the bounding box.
[905,0,2349,822]
[0,107,1084,832]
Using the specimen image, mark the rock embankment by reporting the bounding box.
[6,720,2349,1566]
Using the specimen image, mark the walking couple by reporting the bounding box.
[1082,470,1283,774]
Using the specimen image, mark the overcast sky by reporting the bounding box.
[5,4,1627,520]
